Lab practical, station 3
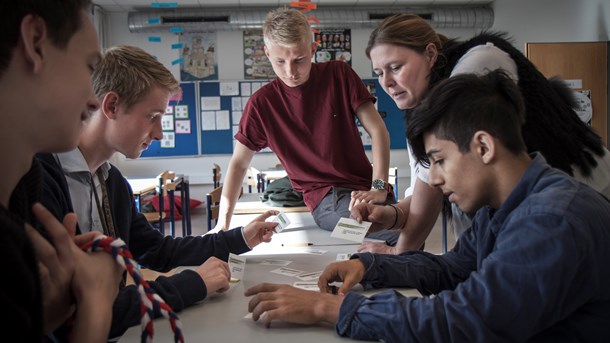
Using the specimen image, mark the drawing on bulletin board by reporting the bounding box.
[315,29,351,65]
[174,105,189,119]
[243,30,275,79]
[180,32,218,81]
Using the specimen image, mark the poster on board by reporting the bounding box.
[315,29,351,65]
[243,30,276,80]
[180,32,218,81]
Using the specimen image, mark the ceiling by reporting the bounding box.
[93,0,493,12]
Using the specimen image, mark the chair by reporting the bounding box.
[144,170,177,236]
[206,185,223,231]
[212,163,222,188]
[245,167,263,193]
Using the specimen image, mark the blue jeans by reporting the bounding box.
[312,187,399,245]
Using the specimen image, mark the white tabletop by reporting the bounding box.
[118,213,419,342]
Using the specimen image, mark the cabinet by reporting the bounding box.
[526,41,609,146]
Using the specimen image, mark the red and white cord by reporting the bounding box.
[81,235,185,343]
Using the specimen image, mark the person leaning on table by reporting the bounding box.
[352,13,610,256]
[245,70,610,342]
[36,44,279,340]
[215,8,397,243]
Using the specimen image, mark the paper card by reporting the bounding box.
[336,253,353,261]
[260,259,292,266]
[270,267,304,277]
[297,270,323,281]
[293,281,319,291]
[228,253,246,282]
[303,249,327,255]
[330,217,372,243]
[271,212,290,232]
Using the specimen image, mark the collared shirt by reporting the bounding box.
[338,153,610,342]
[54,148,111,233]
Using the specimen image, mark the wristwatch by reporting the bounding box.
[371,179,388,191]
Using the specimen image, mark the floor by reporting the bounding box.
[164,183,454,255]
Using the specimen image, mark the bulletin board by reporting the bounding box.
[363,79,408,150]
[140,82,199,158]
[199,81,235,154]
[140,79,406,159]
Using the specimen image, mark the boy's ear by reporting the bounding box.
[20,14,48,74]
[473,131,495,164]
[101,92,120,119]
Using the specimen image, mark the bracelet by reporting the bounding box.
[387,204,398,230]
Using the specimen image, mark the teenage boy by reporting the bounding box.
[216,8,395,240]
[244,71,610,342]
[0,0,121,341]
[38,45,279,339]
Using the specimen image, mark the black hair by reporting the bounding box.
[0,0,91,76]
[407,70,527,167]
[428,32,604,177]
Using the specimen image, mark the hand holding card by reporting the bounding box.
[270,211,291,232]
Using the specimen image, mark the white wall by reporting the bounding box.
[106,0,610,186]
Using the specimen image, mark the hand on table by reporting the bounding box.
[245,283,342,327]
[196,256,231,293]
[318,259,366,295]
[357,241,397,254]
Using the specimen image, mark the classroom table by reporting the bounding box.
[118,212,421,342]
[234,192,309,214]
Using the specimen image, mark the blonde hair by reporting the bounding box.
[365,13,447,58]
[92,45,180,110]
[263,8,312,47]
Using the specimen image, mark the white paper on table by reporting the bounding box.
[260,259,292,266]
[297,270,323,281]
[293,281,320,291]
[270,267,304,277]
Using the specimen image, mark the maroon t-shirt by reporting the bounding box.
[235,61,375,211]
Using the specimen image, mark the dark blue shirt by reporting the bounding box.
[338,154,610,342]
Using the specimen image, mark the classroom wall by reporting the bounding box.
[107,0,610,186]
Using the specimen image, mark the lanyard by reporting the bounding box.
[90,169,116,237]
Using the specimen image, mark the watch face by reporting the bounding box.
[372,179,386,190]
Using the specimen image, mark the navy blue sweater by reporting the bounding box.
[37,153,250,339]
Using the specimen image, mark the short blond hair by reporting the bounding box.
[263,8,312,47]
[92,45,180,110]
